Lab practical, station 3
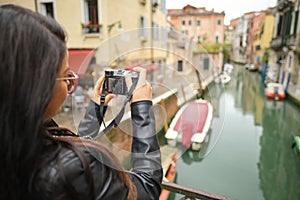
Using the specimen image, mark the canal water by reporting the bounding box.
[168,66,300,200]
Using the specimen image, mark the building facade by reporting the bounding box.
[231,12,255,64]
[269,0,300,90]
[168,4,225,44]
[0,0,169,76]
[252,8,275,70]
[1,0,176,110]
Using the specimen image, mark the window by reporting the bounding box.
[160,0,167,14]
[152,0,158,11]
[203,58,209,70]
[285,7,293,36]
[83,0,100,33]
[39,0,54,18]
[215,35,219,43]
[197,20,201,26]
[293,10,299,35]
[182,20,185,26]
[197,36,201,43]
[139,16,147,38]
[188,20,192,26]
[217,19,221,25]
[177,60,183,71]
[277,15,283,36]
[239,35,243,47]
[152,22,159,40]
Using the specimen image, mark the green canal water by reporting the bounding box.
[168,66,300,200]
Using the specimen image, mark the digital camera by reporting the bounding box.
[104,69,139,95]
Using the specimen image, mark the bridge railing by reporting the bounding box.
[161,181,234,200]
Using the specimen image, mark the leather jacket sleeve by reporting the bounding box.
[77,101,106,139]
[127,100,163,200]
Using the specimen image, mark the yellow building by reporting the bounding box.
[252,8,274,69]
[261,9,274,52]
[0,0,169,78]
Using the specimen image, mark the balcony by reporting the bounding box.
[270,37,283,49]
[277,0,294,11]
[286,35,296,49]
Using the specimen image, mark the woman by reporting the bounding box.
[0,4,162,200]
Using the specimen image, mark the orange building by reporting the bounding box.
[168,4,225,44]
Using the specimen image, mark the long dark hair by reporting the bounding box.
[0,4,66,199]
[0,5,136,200]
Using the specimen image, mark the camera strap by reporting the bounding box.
[93,78,138,140]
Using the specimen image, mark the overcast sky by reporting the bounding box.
[166,0,277,25]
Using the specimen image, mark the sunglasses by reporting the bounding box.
[56,70,79,94]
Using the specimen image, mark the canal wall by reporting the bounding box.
[287,84,300,107]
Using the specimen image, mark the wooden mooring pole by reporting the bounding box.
[160,98,169,133]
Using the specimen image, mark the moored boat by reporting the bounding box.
[223,63,234,74]
[165,99,213,151]
[264,82,286,100]
[214,72,231,84]
[220,73,231,84]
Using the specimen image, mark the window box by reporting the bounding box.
[81,23,102,34]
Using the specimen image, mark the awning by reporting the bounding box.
[125,63,159,73]
[68,49,95,76]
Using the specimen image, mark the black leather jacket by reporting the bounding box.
[36,101,162,200]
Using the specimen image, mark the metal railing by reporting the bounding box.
[161,181,234,200]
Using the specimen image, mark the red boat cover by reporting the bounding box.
[173,101,209,148]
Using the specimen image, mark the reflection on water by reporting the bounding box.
[171,66,300,200]
[179,129,213,165]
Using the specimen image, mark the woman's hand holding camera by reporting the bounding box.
[125,67,152,103]
[91,75,114,106]
[92,67,151,105]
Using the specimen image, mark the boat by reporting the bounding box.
[159,145,178,200]
[165,99,213,151]
[223,63,234,74]
[220,73,231,84]
[264,82,286,100]
[215,72,231,84]
[245,63,258,71]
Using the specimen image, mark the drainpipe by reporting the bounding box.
[34,0,38,12]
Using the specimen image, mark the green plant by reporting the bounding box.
[193,43,231,63]
[262,48,270,64]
